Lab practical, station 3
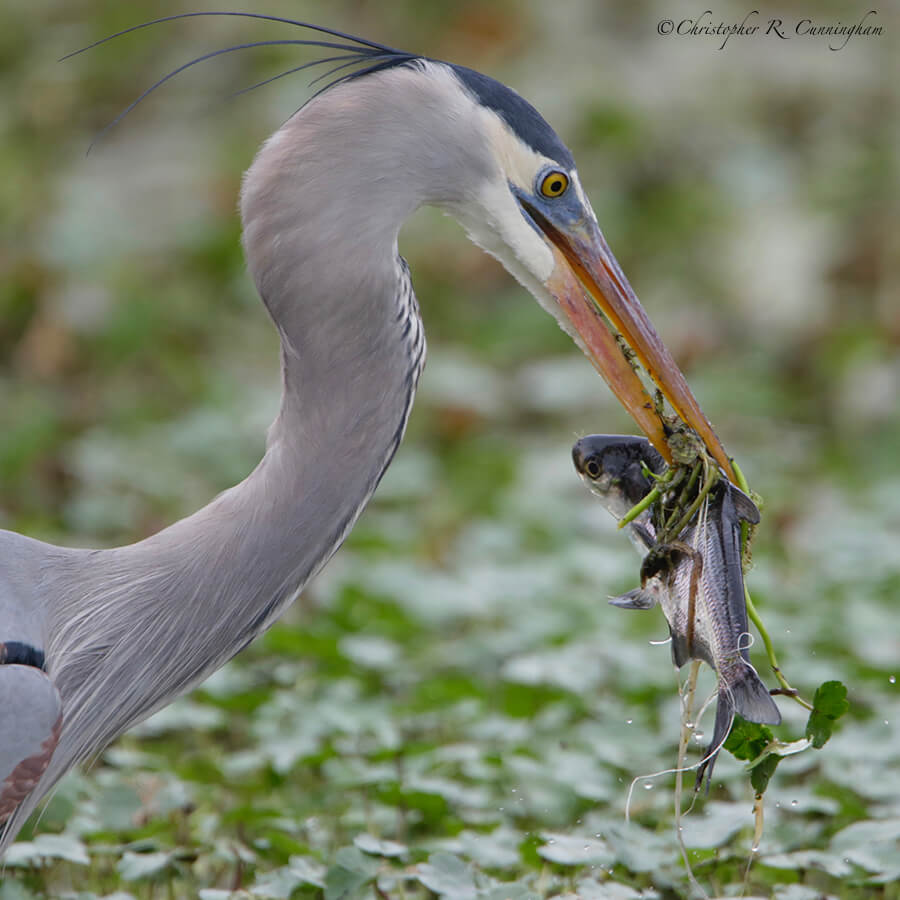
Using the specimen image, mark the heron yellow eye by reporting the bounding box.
[584,457,602,479]
[540,170,569,198]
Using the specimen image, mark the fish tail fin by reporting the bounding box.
[730,665,782,726]
[694,666,781,792]
[694,684,734,792]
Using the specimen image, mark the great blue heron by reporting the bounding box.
[0,14,733,851]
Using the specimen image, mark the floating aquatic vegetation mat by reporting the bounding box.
[5,415,895,898]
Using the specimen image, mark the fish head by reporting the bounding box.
[572,434,666,517]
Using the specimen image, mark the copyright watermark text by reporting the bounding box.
[657,10,882,50]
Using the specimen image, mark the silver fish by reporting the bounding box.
[572,434,781,787]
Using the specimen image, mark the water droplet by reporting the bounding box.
[583,844,591,851]
[626,719,633,725]
[693,731,705,743]
[790,799,798,807]
[775,802,781,808]
[785,629,791,634]
[643,783,653,791]
[547,838,556,845]
[510,788,517,793]
[890,675,896,684]
[885,719,890,726]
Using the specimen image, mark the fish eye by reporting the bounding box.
[583,457,602,479]
[539,169,569,198]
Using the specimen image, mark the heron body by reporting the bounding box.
[0,24,729,851]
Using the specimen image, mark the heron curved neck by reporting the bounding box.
[139,97,430,641]
[18,63,505,840]
[39,64,513,791]
[45,79,436,736]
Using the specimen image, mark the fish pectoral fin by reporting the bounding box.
[609,588,657,610]
[730,485,761,525]
[669,628,692,668]
[630,523,655,552]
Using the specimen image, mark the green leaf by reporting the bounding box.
[723,718,774,761]
[116,851,173,881]
[249,866,305,899]
[323,847,378,900]
[4,834,91,867]
[332,846,379,877]
[813,680,850,718]
[287,855,328,887]
[750,753,780,794]
[415,852,478,900]
[805,680,850,749]
[0,880,38,900]
[353,833,408,859]
[323,865,369,900]
[773,885,838,900]
[482,886,540,900]
[537,833,613,866]
[95,782,143,831]
[740,737,812,795]
[679,802,753,849]
[760,849,854,878]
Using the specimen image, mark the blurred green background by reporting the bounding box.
[1,1,898,897]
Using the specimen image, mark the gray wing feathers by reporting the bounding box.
[0,532,62,828]
[0,666,62,824]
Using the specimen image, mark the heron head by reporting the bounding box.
[435,63,732,476]
[247,49,731,476]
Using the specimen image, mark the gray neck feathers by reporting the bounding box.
[35,63,495,792]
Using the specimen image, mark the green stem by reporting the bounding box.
[665,461,718,540]
[732,460,813,710]
[731,458,750,495]
[744,586,813,711]
[617,484,662,529]
[733,459,753,553]
[663,460,701,534]
[683,459,702,497]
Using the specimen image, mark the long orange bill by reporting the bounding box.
[541,214,735,482]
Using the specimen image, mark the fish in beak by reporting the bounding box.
[538,213,735,482]
[572,434,780,789]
